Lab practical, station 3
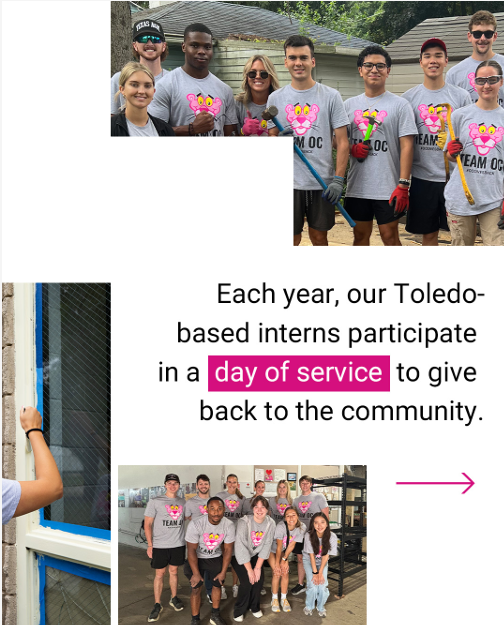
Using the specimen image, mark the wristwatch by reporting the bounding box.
[282,557,288,561]
[398,178,411,187]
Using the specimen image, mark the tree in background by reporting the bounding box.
[111,1,132,76]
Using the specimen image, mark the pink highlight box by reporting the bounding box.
[208,356,390,392]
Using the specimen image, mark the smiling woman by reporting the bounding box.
[111,62,175,136]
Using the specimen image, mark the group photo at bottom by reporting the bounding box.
[118,465,367,625]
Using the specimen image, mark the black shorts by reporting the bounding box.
[150,545,185,569]
[344,197,397,226]
[292,542,304,555]
[406,177,448,234]
[183,556,224,589]
[294,189,336,235]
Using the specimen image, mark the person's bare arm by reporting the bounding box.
[334,126,350,178]
[172,112,215,136]
[321,507,329,519]
[187,542,203,586]
[399,135,415,182]
[269,127,280,137]
[14,407,63,517]
[145,516,154,558]
[224,124,238,136]
[215,541,233,585]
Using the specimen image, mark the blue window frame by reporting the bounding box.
[35,284,111,540]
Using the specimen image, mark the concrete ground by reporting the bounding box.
[119,544,366,625]
[300,215,484,246]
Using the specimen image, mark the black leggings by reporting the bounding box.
[231,555,264,617]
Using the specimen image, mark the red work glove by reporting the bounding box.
[351,143,370,160]
[241,111,261,136]
[447,138,463,158]
[498,202,504,230]
[389,185,410,217]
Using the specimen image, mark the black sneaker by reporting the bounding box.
[170,596,184,612]
[210,613,227,625]
[148,603,163,622]
[191,618,201,625]
[291,583,306,595]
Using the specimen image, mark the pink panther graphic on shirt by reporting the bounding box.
[276,503,288,516]
[251,531,264,547]
[225,499,239,512]
[418,104,448,134]
[199,505,208,515]
[203,532,224,551]
[468,72,477,90]
[282,535,295,549]
[165,504,183,520]
[354,109,388,138]
[187,93,223,117]
[285,103,320,136]
[317,545,322,557]
[469,122,504,155]
[298,501,312,514]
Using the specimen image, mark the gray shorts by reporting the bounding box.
[294,189,335,235]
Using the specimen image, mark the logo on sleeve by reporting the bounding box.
[225,499,239,512]
[251,531,264,547]
[418,104,448,134]
[354,109,388,137]
[187,93,222,117]
[199,505,208,515]
[276,503,288,516]
[165,504,183,520]
[286,103,320,136]
[469,123,504,155]
[203,532,224,551]
[298,501,312,514]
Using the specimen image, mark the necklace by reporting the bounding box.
[365,91,386,109]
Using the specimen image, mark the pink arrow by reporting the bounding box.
[397,472,475,495]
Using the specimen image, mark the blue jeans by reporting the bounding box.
[303,556,329,611]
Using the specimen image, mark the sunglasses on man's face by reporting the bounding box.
[247,70,269,79]
[471,30,496,39]
[474,75,502,85]
[136,35,163,44]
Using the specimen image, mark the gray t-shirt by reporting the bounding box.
[144,495,186,548]
[111,68,170,115]
[268,497,291,523]
[444,103,504,216]
[303,533,338,567]
[234,515,275,564]
[271,521,307,553]
[126,117,159,137]
[148,67,238,135]
[293,492,328,522]
[235,100,269,136]
[402,83,472,182]
[185,515,235,559]
[345,91,417,200]
[185,495,209,520]
[241,496,256,516]
[2,479,21,525]
[266,83,349,190]
[214,491,244,522]
[446,55,504,106]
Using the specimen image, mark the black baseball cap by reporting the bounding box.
[421,38,447,55]
[133,19,164,41]
[164,473,180,483]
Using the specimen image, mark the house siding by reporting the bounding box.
[387,62,461,97]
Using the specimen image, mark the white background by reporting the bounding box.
[2,2,503,624]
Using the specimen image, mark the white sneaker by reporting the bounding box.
[271,598,280,613]
[251,610,263,618]
[260,588,266,596]
[281,599,291,613]
[303,607,313,616]
[318,609,327,618]
[221,586,228,600]
[232,585,239,598]
[233,615,244,623]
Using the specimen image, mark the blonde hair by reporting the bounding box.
[276,479,292,505]
[115,62,155,107]
[235,55,280,106]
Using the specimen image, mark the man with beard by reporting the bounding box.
[149,23,237,136]
[111,19,169,114]
[185,497,235,625]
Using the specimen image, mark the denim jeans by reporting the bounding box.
[303,556,329,611]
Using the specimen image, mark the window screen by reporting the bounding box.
[45,565,110,624]
[40,284,111,532]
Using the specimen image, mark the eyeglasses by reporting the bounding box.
[474,75,502,85]
[471,30,496,39]
[247,70,269,79]
[361,62,389,71]
[135,35,163,44]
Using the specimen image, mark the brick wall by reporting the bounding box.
[2,283,17,624]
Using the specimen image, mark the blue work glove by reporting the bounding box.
[322,176,345,204]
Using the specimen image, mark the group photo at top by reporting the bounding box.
[110,2,504,247]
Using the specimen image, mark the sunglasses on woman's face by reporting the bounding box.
[471,30,495,39]
[474,75,502,85]
[247,70,269,79]
[136,35,163,44]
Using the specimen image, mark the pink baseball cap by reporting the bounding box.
[421,38,447,55]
